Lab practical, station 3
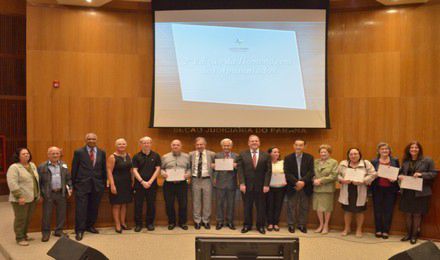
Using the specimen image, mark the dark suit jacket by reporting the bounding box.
[71,146,107,194]
[284,152,314,196]
[237,150,272,192]
[399,156,437,197]
[212,152,238,190]
[370,157,400,192]
[38,160,72,199]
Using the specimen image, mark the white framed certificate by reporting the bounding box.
[214,158,234,171]
[400,176,423,191]
[166,168,185,182]
[270,174,286,187]
[378,164,399,181]
[344,168,364,183]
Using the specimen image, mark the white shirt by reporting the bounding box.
[250,149,259,165]
[194,150,209,177]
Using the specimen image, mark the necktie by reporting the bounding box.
[89,149,95,166]
[225,152,230,159]
[197,152,203,178]
[252,152,257,169]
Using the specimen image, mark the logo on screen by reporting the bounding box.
[229,37,248,52]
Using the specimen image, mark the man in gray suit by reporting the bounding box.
[38,147,72,242]
[212,138,238,230]
[190,137,215,230]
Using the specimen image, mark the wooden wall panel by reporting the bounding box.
[26,3,440,239]
[0,0,26,195]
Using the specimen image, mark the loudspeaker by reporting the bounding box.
[389,241,440,260]
[47,236,108,260]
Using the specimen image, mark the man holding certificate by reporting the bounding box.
[398,141,437,245]
[212,138,238,230]
[338,148,376,238]
[189,137,215,230]
[237,135,271,234]
[161,140,191,230]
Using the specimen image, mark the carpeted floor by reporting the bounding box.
[0,201,437,260]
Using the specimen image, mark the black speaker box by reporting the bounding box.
[389,241,440,260]
[47,236,108,260]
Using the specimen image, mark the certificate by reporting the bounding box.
[400,176,423,191]
[270,174,286,187]
[166,168,185,182]
[215,158,234,171]
[378,164,399,181]
[344,168,364,183]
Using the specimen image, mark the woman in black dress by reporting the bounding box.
[107,138,133,233]
[398,141,437,244]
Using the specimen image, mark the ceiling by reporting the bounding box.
[26,0,431,9]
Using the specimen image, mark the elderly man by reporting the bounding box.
[132,136,161,232]
[38,147,72,242]
[71,133,107,241]
[237,135,272,234]
[212,138,238,230]
[161,139,191,230]
[189,137,215,230]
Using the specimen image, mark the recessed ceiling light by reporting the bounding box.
[86,0,93,3]
[386,9,398,13]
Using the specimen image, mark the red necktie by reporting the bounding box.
[89,149,95,165]
[252,152,257,168]
[225,152,230,159]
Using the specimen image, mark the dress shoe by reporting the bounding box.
[41,234,50,242]
[298,226,307,233]
[115,228,122,234]
[410,237,418,245]
[17,240,29,246]
[227,223,236,230]
[204,223,211,230]
[179,224,188,230]
[382,233,389,239]
[75,232,84,241]
[195,223,201,230]
[147,224,155,231]
[53,231,68,238]
[241,226,250,233]
[401,234,411,241]
[273,225,280,232]
[216,223,223,230]
[258,227,266,234]
[267,225,273,231]
[288,226,295,233]
[168,224,176,230]
[134,226,142,232]
[121,224,130,230]
[86,227,99,234]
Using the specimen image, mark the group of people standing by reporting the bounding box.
[6,133,437,247]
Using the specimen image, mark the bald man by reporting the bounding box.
[37,147,72,242]
[71,133,107,241]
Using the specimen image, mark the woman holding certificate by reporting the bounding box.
[398,141,437,244]
[265,147,286,232]
[338,148,376,237]
[371,143,400,239]
[312,144,338,235]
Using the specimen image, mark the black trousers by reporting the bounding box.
[266,187,286,225]
[163,181,188,225]
[242,190,265,228]
[42,191,67,235]
[74,189,103,233]
[134,185,157,226]
[372,186,397,233]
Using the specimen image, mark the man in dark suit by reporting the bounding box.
[284,139,314,233]
[71,133,107,241]
[237,135,272,234]
[38,146,72,242]
[212,138,238,230]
